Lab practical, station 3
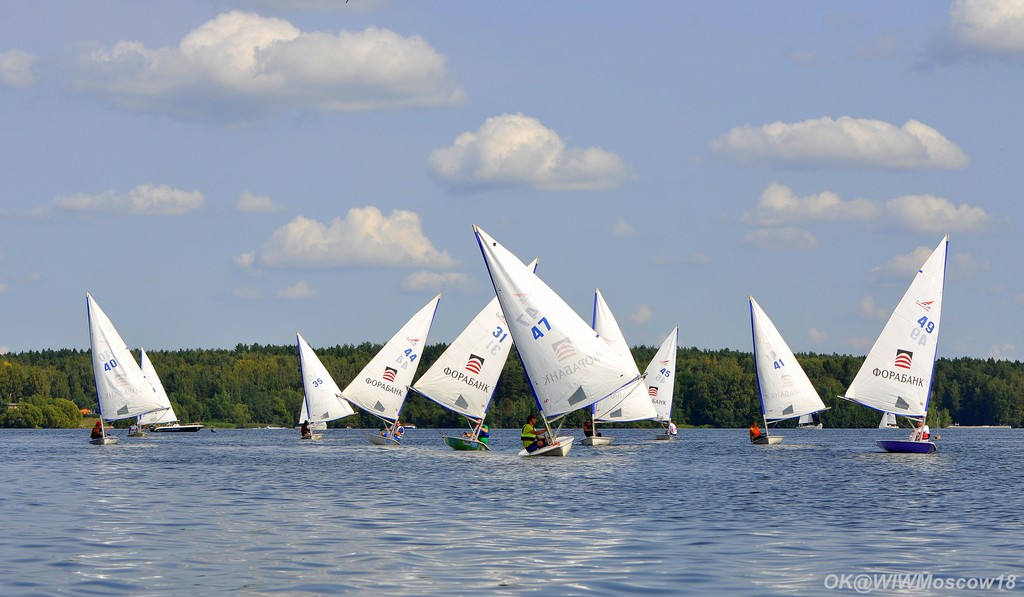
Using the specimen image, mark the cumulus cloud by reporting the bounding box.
[428,113,633,192]
[866,246,935,284]
[988,343,1018,360]
[857,295,889,321]
[278,280,315,300]
[71,11,463,121]
[55,184,203,216]
[886,194,990,233]
[237,191,285,213]
[0,50,36,89]
[742,182,878,227]
[712,116,968,169]
[234,252,264,277]
[743,227,819,251]
[401,271,475,293]
[629,304,653,324]
[254,206,454,269]
[931,0,1024,62]
[808,327,828,343]
[612,219,635,237]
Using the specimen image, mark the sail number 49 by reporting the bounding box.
[910,316,935,347]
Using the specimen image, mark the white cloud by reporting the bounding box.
[55,184,203,216]
[237,191,284,213]
[612,219,635,237]
[234,252,264,277]
[933,0,1024,61]
[988,343,1018,360]
[256,206,455,269]
[867,246,934,284]
[743,227,819,250]
[629,304,653,324]
[0,50,36,89]
[886,194,990,233]
[809,327,828,343]
[428,113,633,191]
[401,271,475,293]
[742,182,878,227]
[278,280,315,300]
[712,116,968,169]
[71,11,463,121]
[857,295,889,321]
[233,287,261,299]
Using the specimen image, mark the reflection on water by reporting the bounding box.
[1,427,1021,595]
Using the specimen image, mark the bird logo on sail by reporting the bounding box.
[552,338,577,362]
[406,337,420,347]
[382,367,398,382]
[466,354,485,374]
[916,300,933,312]
[894,349,913,369]
[648,386,659,397]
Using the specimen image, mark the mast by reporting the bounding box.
[749,296,770,438]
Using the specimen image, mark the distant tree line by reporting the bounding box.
[2,345,1021,429]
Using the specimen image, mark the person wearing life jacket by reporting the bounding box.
[90,420,104,440]
[300,420,311,439]
[521,414,548,452]
[477,423,489,445]
[749,421,763,443]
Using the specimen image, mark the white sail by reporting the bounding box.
[340,295,441,422]
[297,333,356,424]
[474,225,638,419]
[750,296,827,422]
[86,294,168,421]
[138,348,177,425]
[645,326,679,423]
[591,290,657,422]
[410,259,534,420]
[842,236,948,418]
[879,412,898,428]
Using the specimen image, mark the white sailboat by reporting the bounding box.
[648,327,679,440]
[878,412,899,429]
[797,413,823,429]
[296,333,356,441]
[474,225,642,457]
[584,289,658,446]
[138,349,205,433]
[410,261,537,451]
[339,295,441,445]
[297,400,327,433]
[86,294,169,445]
[841,236,948,454]
[749,296,827,445]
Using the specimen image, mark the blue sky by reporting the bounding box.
[1,0,1021,360]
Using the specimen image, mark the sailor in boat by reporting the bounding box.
[668,421,677,436]
[521,414,549,453]
[128,422,139,435]
[300,420,311,439]
[582,419,602,439]
[910,420,939,442]
[380,420,406,443]
[749,420,764,443]
[90,421,104,441]
[463,423,489,446]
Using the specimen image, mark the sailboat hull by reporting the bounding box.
[519,436,574,457]
[301,433,323,441]
[89,436,118,445]
[127,431,147,437]
[654,433,674,440]
[442,435,490,451]
[581,436,613,446]
[367,432,401,446]
[751,435,783,445]
[151,424,204,432]
[877,440,936,454]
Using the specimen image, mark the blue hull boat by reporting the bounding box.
[877,440,936,454]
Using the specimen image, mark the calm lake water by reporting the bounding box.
[1,427,1021,596]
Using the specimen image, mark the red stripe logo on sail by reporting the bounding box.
[894,349,913,369]
[552,338,577,362]
[916,300,933,312]
[382,367,397,382]
[466,354,485,374]
[781,374,794,388]
[648,386,659,397]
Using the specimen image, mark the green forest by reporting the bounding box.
[2,343,1022,429]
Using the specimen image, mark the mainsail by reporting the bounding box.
[591,289,656,422]
[645,326,679,424]
[340,295,441,422]
[87,294,168,422]
[750,296,827,423]
[842,236,948,419]
[297,332,356,425]
[474,225,637,420]
[138,348,177,426]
